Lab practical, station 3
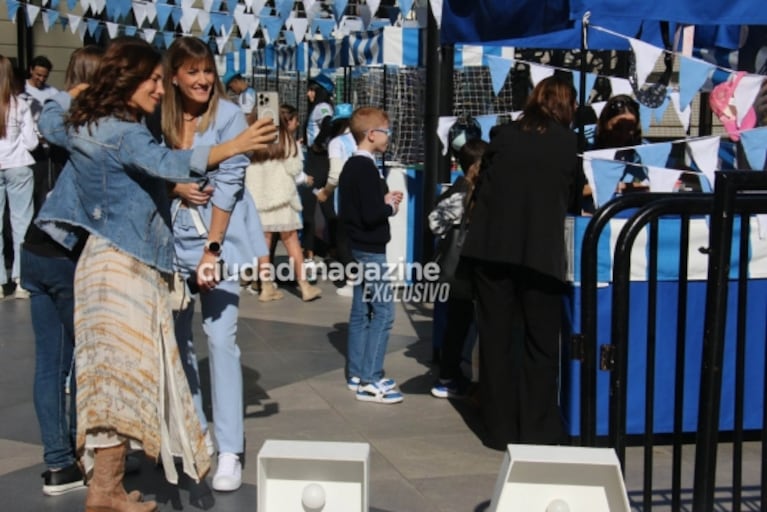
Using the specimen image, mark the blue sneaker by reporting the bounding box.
[431,377,470,399]
[348,376,396,392]
[356,382,404,404]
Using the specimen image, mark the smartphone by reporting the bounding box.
[256,91,280,134]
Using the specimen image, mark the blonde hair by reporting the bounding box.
[161,37,225,149]
[0,55,16,139]
[349,106,389,144]
[248,104,299,162]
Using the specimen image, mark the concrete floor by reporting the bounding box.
[0,273,760,511]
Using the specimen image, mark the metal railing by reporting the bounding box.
[574,172,767,511]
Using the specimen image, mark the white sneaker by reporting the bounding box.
[335,283,354,297]
[14,281,29,299]
[212,452,242,492]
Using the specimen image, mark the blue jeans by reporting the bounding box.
[20,248,77,469]
[347,249,395,384]
[0,166,34,283]
[175,278,243,454]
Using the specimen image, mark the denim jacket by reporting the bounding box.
[36,92,211,273]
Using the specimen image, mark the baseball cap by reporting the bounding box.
[332,103,353,121]
[222,71,241,88]
[310,73,335,94]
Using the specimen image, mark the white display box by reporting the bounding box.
[257,440,370,512]
[489,444,630,512]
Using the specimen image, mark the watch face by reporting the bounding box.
[207,241,221,253]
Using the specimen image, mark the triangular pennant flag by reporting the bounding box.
[591,100,607,120]
[634,141,672,168]
[76,19,88,42]
[162,31,176,49]
[169,5,184,27]
[646,166,683,192]
[475,114,497,141]
[332,0,347,21]
[142,28,157,45]
[144,1,157,24]
[156,3,174,29]
[225,0,238,13]
[312,17,335,39]
[678,55,715,111]
[510,110,523,121]
[367,0,382,20]
[288,17,308,43]
[209,12,234,35]
[260,15,283,44]
[669,91,692,132]
[303,0,317,17]
[685,135,720,189]
[197,10,211,33]
[528,63,554,89]
[90,0,106,15]
[25,4,41,27]
[105,21,119,39]
[6,0,21,22]
[124,24,137,36]
[399,0,414,17]
[59,16,69,30]
[133,2,148,26]
[485,55,513,96]
[428,0,442,29]
[86,18,101,38]
[639,104,653,133]
[739,126,767,170]
[67,13,81,34]
[274,0,292,21]
[590,158,627,208]
[437,116,457,156]
[653,96,670,124]
[572,70,597,105]
[608,76,633,97]
[66,0,77,9]
[233,4,250,32]
[283,30,296,46]
[629,38,664,88]
[180,6,199,33]
[733,74,764,126]
[42,9,59,32]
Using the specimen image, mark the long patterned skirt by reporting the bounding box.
[74,235,210,483]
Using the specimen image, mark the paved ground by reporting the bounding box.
[0,270,760,511]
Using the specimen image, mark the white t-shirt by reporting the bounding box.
[306,102,333,147]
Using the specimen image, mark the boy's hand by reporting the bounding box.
[385,191,403,215]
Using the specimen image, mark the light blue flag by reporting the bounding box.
[572,70,597,104]
[124,25,137,36]
[312,18,336,39]
[485,55,513,95]
[653,95,670,124]
[591,159,627,208]
[679,56,715,111]
[261,16,284,43]
[399,0,415,17]
[739,126,767,170]
[45,9,59,28]
[332,0,348,21]
[276,0,294,22]
[476,114,498,141]
[634,141,672,168]
[66,0,77,10]
[86,19,100,38]
[156,4,174,30]
[639,104,653,133]
[162,32,175,49]
[170,6,183,27]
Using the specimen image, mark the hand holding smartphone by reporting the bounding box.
[256,91,280,142]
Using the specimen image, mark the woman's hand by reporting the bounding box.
[236,117,278,154]
[172,182,213,206]
[196,251,221,292]
[68,83,89,98]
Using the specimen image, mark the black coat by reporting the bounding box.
[461,120,581,282]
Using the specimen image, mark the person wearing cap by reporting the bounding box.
[318,103,356,296]
[300,73,335,267]
[223,71,256,115]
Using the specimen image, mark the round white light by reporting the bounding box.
[301,483,326,510]
[546,499,571,512]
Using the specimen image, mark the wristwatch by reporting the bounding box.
[204,240,222,256]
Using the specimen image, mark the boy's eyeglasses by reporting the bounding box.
[370,128,391,137]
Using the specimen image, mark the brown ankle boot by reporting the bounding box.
[298,280,322,301]
[258,280,284,302]
[85,443,157,512]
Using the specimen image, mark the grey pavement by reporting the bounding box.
[0,273,759,511]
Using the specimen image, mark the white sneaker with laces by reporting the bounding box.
[335,283,354,297]
[212,452,242,492]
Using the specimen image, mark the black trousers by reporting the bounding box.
[300,151,330,254]
[438,297,475,380]
[472,261,566,448]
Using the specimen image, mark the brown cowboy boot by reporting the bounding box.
[85,442,157,512]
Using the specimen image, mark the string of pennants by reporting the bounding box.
[4,0,425,60]
[454,24,766,136]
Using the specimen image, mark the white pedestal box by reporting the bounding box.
[489,444,630,512]
[257,440,370,512]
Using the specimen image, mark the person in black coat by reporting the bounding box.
[461,76,583,449]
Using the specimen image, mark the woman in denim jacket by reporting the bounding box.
[161,37,268,493]
[36,37,276,511]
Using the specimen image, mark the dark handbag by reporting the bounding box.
[433,217,472,299]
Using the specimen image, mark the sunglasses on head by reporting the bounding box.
[607,98,639,115]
